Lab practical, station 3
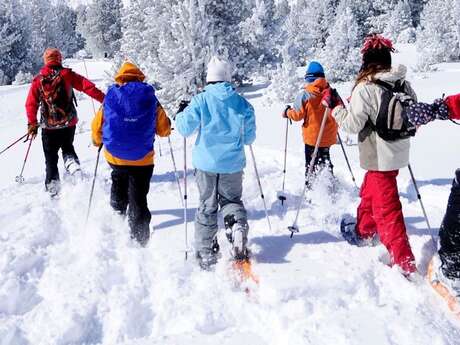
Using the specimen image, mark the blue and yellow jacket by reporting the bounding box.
[91,62,171,166]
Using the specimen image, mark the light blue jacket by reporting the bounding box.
[175,82,256,174]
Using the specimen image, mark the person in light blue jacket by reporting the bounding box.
[175,56,256,269]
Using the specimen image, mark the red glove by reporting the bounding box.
[321,88,344,109]
[445,94,460,120]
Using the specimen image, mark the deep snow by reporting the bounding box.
[1,46,460,344]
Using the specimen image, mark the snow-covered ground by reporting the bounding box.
[1,46,460,344]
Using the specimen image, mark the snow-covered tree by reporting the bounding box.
[78,0,122,58]
[240,0,279,74]
[142,0,212,107]
[319,0,361,82]
[0,0,31,84]
[12,71,33,85]
[52,1,85,58]
[119,0,151,65]
[416,0,459,70]
[408,0,428,26]
[385,0,415,43]
[266,45,302,104]
[25,0,57,72]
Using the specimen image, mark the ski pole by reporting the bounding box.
[288,108,330,238]
[278,118,290,205]
[82,59,97,117]
[157,136,163,157]
[183,137,189,260]
[249,145,272,231]
[167,136,184,207]
[407,164,436,250]
[337,132,358,189]
[15,137,34,183]
[85,145,103,224]
[1,133,28,156]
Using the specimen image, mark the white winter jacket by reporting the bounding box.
[332,65,417,172]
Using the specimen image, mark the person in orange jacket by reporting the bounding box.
[282,61,338,183]
[91,62,171,246]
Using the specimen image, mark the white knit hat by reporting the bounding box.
[206,56,232,83]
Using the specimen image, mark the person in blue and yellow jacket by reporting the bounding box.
[175,56,256,269]
[91,62,171,246]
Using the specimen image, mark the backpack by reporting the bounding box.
[102,82,157,161]
[39,68,77,128]
[368,80,416,141]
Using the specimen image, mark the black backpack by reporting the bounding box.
[39,68,77,128]
[367,80,416,141]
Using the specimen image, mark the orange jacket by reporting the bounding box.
[91,62,171,166]
[286,78,338,147]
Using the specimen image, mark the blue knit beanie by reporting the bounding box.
[305,61,325,83]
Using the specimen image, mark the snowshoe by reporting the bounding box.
[196,250,218,271]
[340,215,379,247]
[196,237,220,271]
[428,255,460,317]
[340,215,362,246]
[428,254,460,298]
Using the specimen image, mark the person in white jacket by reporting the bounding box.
[321,34,417,276]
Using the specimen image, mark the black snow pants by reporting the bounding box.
[42,126,79,185]
[305,144,334,182]
[439,169,460,279]
[110,164,154,245]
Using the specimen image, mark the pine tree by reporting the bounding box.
[385,0,415,43]
[416,0,459,69]
[78,0,122,58]
[52,1,85,58]
[319,0,361,82]
[25,0,56,72]
[0,0,31,84]
[144,0,212,106]
[119,0,151,65]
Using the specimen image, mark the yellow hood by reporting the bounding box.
[115,62,146,84]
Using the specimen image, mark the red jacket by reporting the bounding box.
[25,63,105,127]
[446,93,460,120]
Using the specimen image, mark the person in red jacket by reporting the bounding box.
[25,48,105,196]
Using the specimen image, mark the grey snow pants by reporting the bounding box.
[194,169,248,255]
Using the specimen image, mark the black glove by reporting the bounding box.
[282,105,291,118]
[177,100,190,114]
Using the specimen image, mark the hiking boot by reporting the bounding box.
[231,222,249,260]
[224,214,237,244]
[196,250,218,270]
[430,254,460,297]
[340,215,379,247]
[340,215,362,246]
[45,180,60,198]
[64,157,81,176]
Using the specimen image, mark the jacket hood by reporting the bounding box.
[115,62,145,84]
[304,77,329,92]
[204,82,236,100]
[374,64,407,84]
[39,64,64,77]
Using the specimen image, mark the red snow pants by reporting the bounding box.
[356,170,416,273]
